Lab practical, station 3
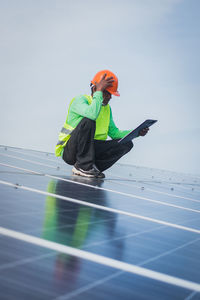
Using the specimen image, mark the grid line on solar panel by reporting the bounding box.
[55,270,124,300]
[0,225,164,272]
[4,147,200,191]
[184,291,198,300]
[1,226,200,293]
[1,145,199,181]
[54,236,200,300]
[1,146,200,184]
[106,174,200,202]
[1,147,200,199]
[0,220,199,279]
[0,183,198,268]
[0,147,63,163]
[0,179,200,234]
[0,162,200,215]
[1,161,199,206]
[0,153,59,169]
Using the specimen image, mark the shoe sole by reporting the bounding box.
[96,174,105,179]
[72,167,96,178]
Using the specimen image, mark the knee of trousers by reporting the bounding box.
[124,141,134,153]
[81,117,96,129]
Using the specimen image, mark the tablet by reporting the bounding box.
[118,119,157,144]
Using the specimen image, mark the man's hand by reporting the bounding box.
[94,73,114,92]
[139,127,149,136]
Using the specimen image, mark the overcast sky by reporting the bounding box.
[0,0,199,175]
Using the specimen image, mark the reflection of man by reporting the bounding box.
[55,70,149,178]
[43,179,93,282]
[43,180,92,247]
[43,178,123,283]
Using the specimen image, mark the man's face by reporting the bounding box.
[102,90,112,106]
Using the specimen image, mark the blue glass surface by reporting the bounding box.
[0,146,200,299]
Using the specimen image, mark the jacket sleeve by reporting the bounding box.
[108,107,131,139]
[70,91,103,120]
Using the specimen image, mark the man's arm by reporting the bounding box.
[108,108,150,139]
[70,92,103,120]
[108,108,131,139]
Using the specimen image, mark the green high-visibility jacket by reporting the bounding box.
[55,91,130,157]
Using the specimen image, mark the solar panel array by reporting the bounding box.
[0,145,200,300]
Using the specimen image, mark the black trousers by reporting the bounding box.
[62,118,133,172]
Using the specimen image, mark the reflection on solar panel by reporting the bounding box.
[0,145,200,300]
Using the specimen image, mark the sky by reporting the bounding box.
[0,0,200,175]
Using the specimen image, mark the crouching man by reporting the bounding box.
[55,70,148,178]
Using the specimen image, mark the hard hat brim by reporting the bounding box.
[111,91,120,97]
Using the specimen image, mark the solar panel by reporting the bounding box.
[0,145,200,299]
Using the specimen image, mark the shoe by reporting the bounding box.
[95,172,105,179]
[72,164,105,178]
[72,164,97,178]
[93,165,105,179]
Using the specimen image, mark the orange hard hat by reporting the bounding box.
[91,70,120,96]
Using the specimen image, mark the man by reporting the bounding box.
[55,70,149,178]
